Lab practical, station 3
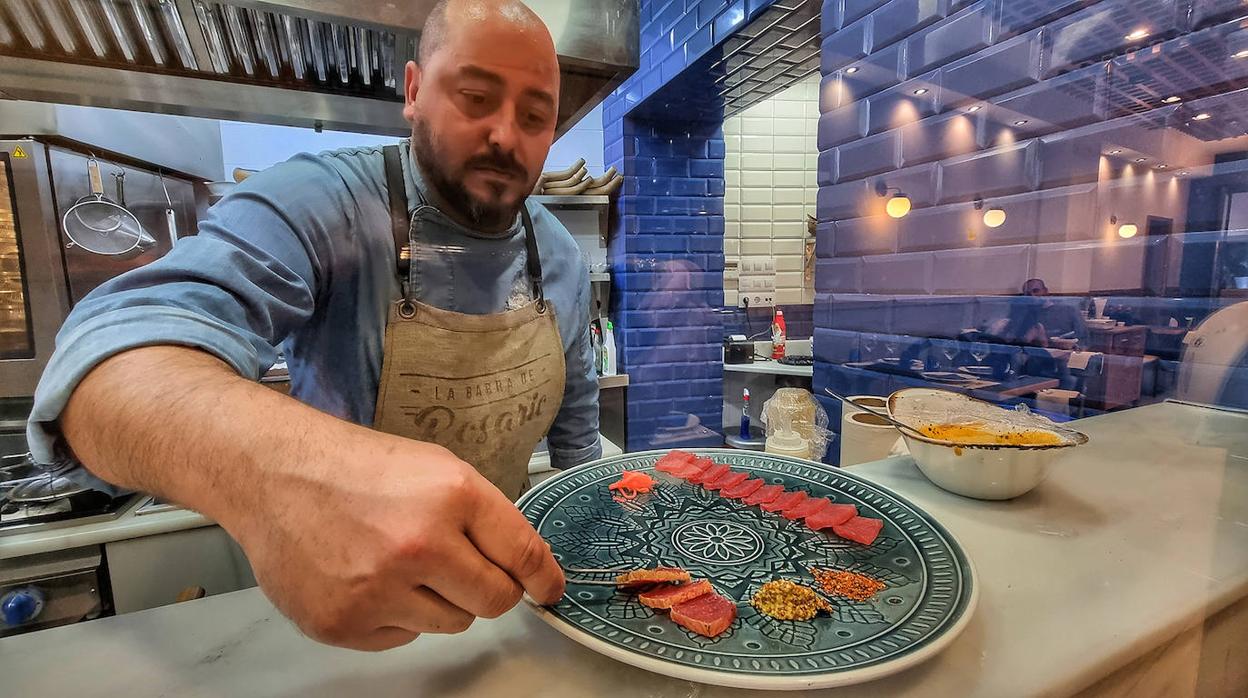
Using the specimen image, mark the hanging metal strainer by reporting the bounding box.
[61,158,149,256]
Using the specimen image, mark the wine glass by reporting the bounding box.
[860,333,878,362]
[884,338,899,359]
[970,343,990,367]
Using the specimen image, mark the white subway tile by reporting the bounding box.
[775,255,804,271]
[773,239,807,255]
[774,221,809,237]
[723,118,741,135]
[725,290,738,306]
[741,188,773,204]
[725,204,741,221]
[725,154,741,170]
[726,170,741,187]
[742,171,774,187]
[773,118,807,136]
[775,289,805,304]
[773,135,805,153]
[776,271,805,289]
[773,188,805,205]
[725,221,741,238]
[743,117,773,135]
[743,100,774,118]
[742,205,773,222]
[740,239,773,255]
[774,153,806,171]
[743,153,773,169]
[773,99,809,119]
[742,135,773,153]
[774,171,805,187]
[726,134,742,151]
[725,188,741,204]
[773,204,808,222]
[742,222,772,237]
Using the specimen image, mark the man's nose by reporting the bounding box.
[486,102,520,154]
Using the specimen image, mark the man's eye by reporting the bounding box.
[462,91,487,105]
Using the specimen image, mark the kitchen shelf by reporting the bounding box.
[598,374,630,389]
[531,195,611,209]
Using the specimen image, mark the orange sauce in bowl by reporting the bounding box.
[918,423,1064,447]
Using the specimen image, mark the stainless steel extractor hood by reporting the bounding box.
[0,0,638,137]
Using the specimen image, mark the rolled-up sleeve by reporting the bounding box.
[27,153,354,464]
[546,267,602,469]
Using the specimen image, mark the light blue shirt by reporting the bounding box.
[28,142,600,487]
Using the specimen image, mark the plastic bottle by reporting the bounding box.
[1,586,45,627]
[740,388,751,440]
[771,309,787,359]
[601,318,617,376]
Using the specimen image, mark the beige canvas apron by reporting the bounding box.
[372,145,565,500]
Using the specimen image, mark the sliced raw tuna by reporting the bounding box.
[722,478,765,500]
[832,516,884,546]
[760,490,807,513]
[670,592,737,638]
[743,483,785,506]
[654,450,696,474]
[805,503,858,530]
[704,470,749,492]
[638,579,713,610]
[782,496,832,521]
[688,463,730,485]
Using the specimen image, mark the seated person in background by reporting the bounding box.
[986,299,1049,348]
[1022,278,1089,347]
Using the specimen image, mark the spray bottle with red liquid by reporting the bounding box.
[771,308,787,360]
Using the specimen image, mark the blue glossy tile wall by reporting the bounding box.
[604,0,787,452]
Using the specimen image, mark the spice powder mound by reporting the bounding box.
[811,568,886,602]
[751,580,832,621]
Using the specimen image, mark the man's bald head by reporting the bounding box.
[418,0,553,66]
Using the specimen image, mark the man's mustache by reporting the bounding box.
[465,152,526,179]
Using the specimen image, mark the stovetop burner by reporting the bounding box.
[1,451,132,533]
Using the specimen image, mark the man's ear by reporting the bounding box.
[402,61,421,124]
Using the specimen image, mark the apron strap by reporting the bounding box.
[382,145,410,278]
[520,206,546,311]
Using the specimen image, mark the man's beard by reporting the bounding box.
[411,119,529,231]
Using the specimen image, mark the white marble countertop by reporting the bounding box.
[2,402,1246,697]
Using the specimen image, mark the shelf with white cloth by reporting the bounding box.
[527,434,622,475]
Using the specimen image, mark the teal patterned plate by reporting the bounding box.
[518,450,977,690]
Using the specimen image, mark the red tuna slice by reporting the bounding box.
[688,463,730,485]
[743,483,785,506]
[638,579,714,610]
[760,490,808,513]
[670,592,737,638]
[832,516,885,546]
[782,496,832,521]
[805,503,858,530]
[722,478,765,500]
[654,450,697,474]
[704,470,750,492]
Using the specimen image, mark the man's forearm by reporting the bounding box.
[60,345,356,529]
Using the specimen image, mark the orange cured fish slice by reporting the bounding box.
[721,478,765,500]
[743,483,785,505]
[615,566,693,589]
[638,579,714,609]
[704,470,749,492]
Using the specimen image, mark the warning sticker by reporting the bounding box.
[11,146,27,159]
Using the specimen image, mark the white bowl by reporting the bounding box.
[888,388,1088,500]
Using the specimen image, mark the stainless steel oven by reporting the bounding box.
[0,138,197,399]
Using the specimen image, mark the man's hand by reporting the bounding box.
[231,436,565,651]
[60,347,563,652]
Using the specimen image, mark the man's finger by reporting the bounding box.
[417,536,524,619]
[465,489,564,605]
[389,586,478,635]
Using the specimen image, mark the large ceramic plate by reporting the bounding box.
[518,450,977,690]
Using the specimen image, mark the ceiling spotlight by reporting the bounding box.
[913,88,930,96]
[1108,149,1122,155]
[1135,158,1148,163]
[1125,28,1150,41]
[845,66,860,74]
[1193,113,1212,121]
[1235,49,1248,59]
[1014,119,1029,126]
[974,197,1007,228]
[876,181,912,219]
[1162,96,1182,104]
[968,105,983,113]
[1157,164,1168,169]
[1180,171,1191,176]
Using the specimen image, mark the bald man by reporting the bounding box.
[27,0,597,650]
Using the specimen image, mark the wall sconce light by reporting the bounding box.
[1125,28,1150,42]
[1110,215,1138,239]
[1193,113,1212,121]
[1162,96,1181,104]
[974,197,1006,228]
[845,66,860,74]
[913,88,930,96]
[876,181,911,219]
[1013,119,1030,127]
